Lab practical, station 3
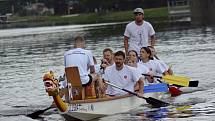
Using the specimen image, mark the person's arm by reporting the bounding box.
[167,67,173,75]
[100,59,110,69]
[88,50,95,74]
[163,71,169,75]
[148,22,155,48]
[137,77,144,94]
[64,52,67,67]
[155,60,169,76]
[134,77,144,97]
[124,36,129,55]
[102,70,112,96]
[132,67,144,95]
[89,65,95,74]
[150,35,156,47]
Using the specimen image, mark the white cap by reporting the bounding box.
[133,8,144,14]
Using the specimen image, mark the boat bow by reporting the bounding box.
[43,71,68,112]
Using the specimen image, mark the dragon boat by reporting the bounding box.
[43,67,168,121]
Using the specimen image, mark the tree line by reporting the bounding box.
[0,0,167,15]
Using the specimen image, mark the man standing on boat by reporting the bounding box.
[103,51,144,96]
[124,8,155,56]
[64,36,104,98]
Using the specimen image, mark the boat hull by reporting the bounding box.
[41,71,168,120]
[60,93,162,121]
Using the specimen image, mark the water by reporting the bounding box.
[0,23,215,121]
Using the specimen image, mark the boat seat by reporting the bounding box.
[65,67,85,100]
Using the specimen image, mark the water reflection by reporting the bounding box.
[137,107,169,120]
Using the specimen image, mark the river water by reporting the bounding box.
[0,22,215,121]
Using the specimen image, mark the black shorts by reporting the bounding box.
[82,74,93,87]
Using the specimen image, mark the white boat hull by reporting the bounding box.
[61,93,163,121]
[41,71,168,120]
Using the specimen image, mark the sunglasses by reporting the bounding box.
[134,13,143,16]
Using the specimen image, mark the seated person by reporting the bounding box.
[127,50,153,86]
[138,47,168,83]
[64,36,104,98]
[103,51,144,96]
[148,46,173,75]
[100,48,114,70]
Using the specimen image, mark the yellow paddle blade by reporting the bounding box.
[162,75,191,87]
[176,105,192,111]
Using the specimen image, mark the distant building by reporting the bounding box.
[25,3,53,15]
[167,0,191,18]
[67,0,80,14]
[0,0,12,15]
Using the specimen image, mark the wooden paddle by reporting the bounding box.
[27,106,53,119]
[105,81,169,108]
[142,74,198,87]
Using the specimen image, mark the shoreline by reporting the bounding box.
[0,17,192,31]
[0,7,196,30]
[0,7,169,29]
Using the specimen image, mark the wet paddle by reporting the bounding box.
[148,53,198,87]
[142,74,198,87]
[105,81,169,108]
[156,79,182,97]
[27,106,53,119]
[144,83,168,93]
[173,80,199,87]
[143,74,184,96]
[188,80,199,87]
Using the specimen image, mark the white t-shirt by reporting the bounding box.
[138,60,166,76]
[153,57,169,71]
[94,64,101,74]
[103,64,141,96]
[138,60,166,85]
[136,63,150,86]
[124,21,155,55]
[64,48,94,84]
[136,63,150,75]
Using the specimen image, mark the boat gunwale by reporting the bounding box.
[71,94,134,104]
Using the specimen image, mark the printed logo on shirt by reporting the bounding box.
[67,51,86,56]
[124,75,128,79]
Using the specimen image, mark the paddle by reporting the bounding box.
[142,74,198,87]
[142,74,187,96]
[27,106,53,119]
[105,81,169,108]
[156,79,182,97]
[173,80,199,87]
[144,83,169,93]
[148,51,198,87]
